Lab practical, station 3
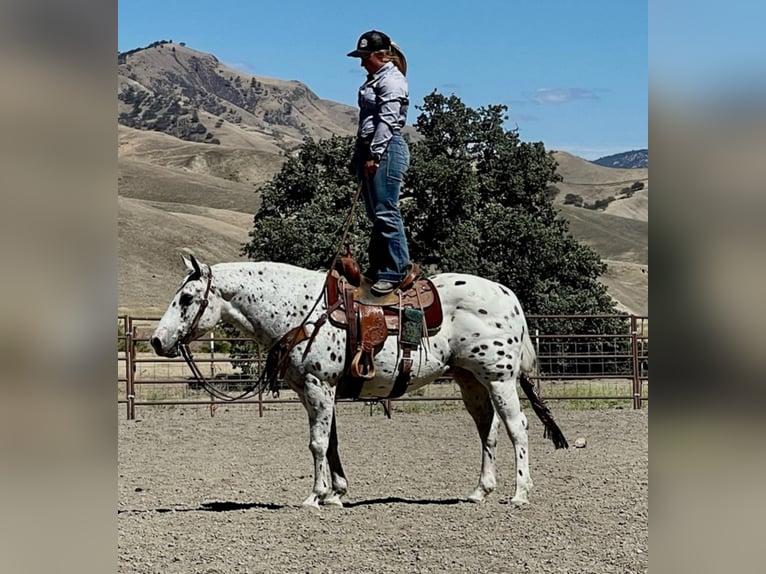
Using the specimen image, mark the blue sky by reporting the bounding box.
[118,0,647,161]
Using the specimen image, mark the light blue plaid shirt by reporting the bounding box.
[357,62,409,160]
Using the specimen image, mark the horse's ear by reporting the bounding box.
[181,253,202,280]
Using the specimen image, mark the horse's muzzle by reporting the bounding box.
[150,335,165,356]
[150,335,179,358]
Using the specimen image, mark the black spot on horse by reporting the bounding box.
[514,305,519,315]
[455,280,467,286]
[495,322,502,328]
[478,309,488,314]
[480,344,488,350]
[497,350,505,356]
[471,347,480,353]
[331,352,336,361]
[493,341,503,346]
[519,469,523,476]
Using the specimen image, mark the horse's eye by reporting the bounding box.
[179,293,194,307]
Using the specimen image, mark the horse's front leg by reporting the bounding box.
[323,408,348,507]
[299,375,336,509]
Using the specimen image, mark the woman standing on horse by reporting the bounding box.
[347,30,411,296]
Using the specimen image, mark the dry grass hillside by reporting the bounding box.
[551,151,648,315]
[119,142,648,315]
[118,126,263,313]
[117,42,647,316]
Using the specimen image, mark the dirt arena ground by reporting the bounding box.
[118,403,648,573]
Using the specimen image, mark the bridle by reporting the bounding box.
[176,182,366,409]
[183,271,213,345]
[177,269,264,404]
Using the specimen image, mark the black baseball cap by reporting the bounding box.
[347,30,391,57]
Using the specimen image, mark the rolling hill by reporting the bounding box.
[118,42,648,316]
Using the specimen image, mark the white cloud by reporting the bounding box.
[532,88,602,104]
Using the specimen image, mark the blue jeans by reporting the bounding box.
[357,134,410,283]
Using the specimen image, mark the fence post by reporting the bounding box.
[125,316,136,420]
[534,328,542,396]
[630,315,641,409]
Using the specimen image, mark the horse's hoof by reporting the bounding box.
[467,490,486,504]
[510,496,529,508]
[322,495,344,508]
[301,495,321,510]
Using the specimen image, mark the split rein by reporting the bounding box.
[178,182,366,408]
[177,269,267,405]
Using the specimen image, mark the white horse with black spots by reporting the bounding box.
[151,254,568,509]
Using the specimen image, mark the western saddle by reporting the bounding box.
[265,250,443,401]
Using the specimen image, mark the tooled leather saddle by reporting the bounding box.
[264,251,443,401]
[326,252,443,400]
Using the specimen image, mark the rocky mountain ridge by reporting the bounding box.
[592,149,648,169]
[118,40,357,153]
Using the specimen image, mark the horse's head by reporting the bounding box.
[150,254,220,357]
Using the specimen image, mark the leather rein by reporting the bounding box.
[177,182,365,404]
[178,271,264,402]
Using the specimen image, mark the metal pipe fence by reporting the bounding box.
[117,314,648,419]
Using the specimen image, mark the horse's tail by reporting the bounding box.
[517,323,569,449]
[519,372,569,449]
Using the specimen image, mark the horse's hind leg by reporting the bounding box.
[299,376,336,509]
[453,367,500,503]
[323,409,348,507]
[486,376,532,506]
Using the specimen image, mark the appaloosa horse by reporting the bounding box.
[151,254,567,508]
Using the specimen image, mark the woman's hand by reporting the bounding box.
[363,159,379,178]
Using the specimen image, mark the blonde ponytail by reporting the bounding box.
[389,42,407,76]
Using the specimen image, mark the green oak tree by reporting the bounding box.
[244,91,617,321]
